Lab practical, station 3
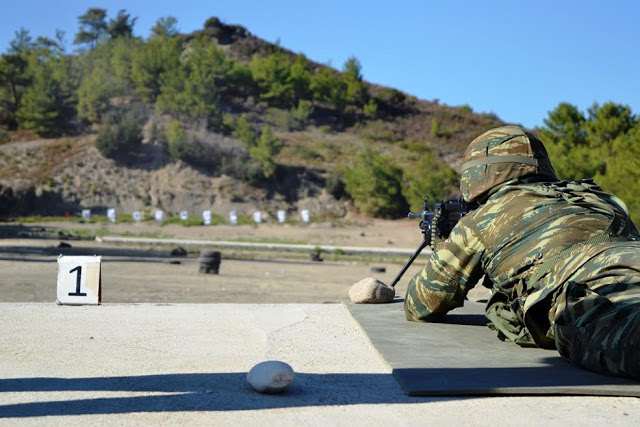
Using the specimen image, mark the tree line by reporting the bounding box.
[0,9,391,193]
[341,101,640,222]
[0,9,373,136]
[0,9,388,197]
[540,102,640,222]
[1,8,638,222]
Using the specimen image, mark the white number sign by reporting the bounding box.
[57,255,102,305]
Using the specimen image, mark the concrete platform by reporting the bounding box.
[1,303,640,425]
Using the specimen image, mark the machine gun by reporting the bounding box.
[389,197,477,288]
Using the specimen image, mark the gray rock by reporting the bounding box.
[247,360,295,393]
[349,277,395,304]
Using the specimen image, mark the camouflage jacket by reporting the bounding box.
[404,179,640,348]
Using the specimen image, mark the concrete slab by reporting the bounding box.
[346,300,640,397]
[1,303,640,425]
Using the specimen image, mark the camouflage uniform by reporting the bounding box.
[404,125,640,379]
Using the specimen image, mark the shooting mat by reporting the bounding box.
[345,299,640,397]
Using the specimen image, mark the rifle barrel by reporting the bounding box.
[408,211,434,220]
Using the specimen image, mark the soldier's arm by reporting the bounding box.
[404,218,485,322]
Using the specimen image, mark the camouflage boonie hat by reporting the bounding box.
[460,125,557,203]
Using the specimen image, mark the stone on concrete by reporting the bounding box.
[349,277,395,304]
[247,360,295,393]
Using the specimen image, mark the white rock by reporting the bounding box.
[349,277,395,303]
[247,360,295,393]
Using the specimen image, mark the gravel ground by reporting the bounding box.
[0,219,433,304]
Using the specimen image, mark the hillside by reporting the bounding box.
[0,16,505,220]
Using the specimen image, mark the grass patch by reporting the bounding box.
[234,214,257,226]
[161,215,205,227]
[119,231,166,239]
[17,215,66,223]
[65,227,110,239]
[228,236,307,245]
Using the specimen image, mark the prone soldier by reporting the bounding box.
[404,125,640,380]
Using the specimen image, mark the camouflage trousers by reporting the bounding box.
[552,243,640,379]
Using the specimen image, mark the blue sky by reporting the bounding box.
[1,0,638,129]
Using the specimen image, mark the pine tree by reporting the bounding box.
[74,8,107,49]
[343,56,367,105]
[151,16,178,39]
[343,145,408,218]
[0,53,29,129]
[250,125,283,178]
[107,10,137,39]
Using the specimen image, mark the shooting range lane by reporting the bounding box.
[345,300,640,397]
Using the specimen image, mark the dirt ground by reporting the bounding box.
[0,219,491,304]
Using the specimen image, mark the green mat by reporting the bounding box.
[345,299,640,396]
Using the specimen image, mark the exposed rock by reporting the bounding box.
[247,360,295,393]
[0,138,346,219]
[349,277,395,304]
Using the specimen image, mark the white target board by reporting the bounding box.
[203,210,212,225]
[107,208,116,223]
[57,255,102,305]
[155,210,164,224]
[277,210,286,223]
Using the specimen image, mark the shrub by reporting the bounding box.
[363,99,377,118]
[264,108,299,131]
[310,67,347,111]
[326,171,345,199]
[204,16,222,30]
[220,155,252,180]
[250,125,283,178]
[402,150,459,211]
[0,129,10,144]
[244,162,265,185]
[233,114,257,149]
[249,50,294,107]
[430,117,439,138]
[343,146,408,218]
[95,106,145,158]
[148,118,166,145]
[166,119,193,161]
[360,120,395,143]
[377,88,405,104]
[288,100,313,130]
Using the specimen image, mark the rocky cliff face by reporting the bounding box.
[0,136,347,219]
